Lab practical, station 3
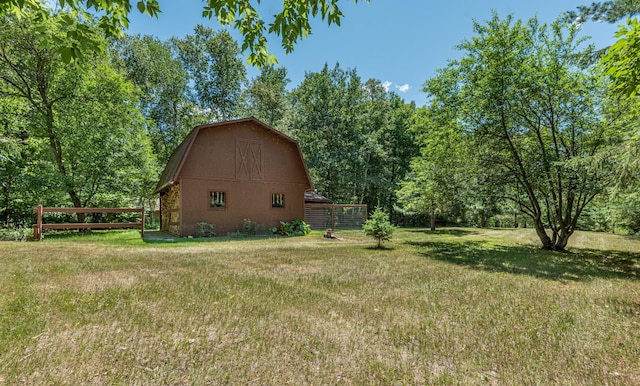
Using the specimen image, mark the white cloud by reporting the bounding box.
[382,81,392,92]
[396,84,410,93]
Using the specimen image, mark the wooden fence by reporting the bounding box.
[32,206,144,241]
[304,204,368,230]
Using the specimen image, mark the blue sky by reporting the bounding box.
[126,1,620,106]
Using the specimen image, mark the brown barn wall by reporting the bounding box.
[174,120,310,237]
[160,184,181,235]
[179,121,309,184]
[180,178,306,236]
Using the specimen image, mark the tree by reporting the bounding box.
[565,0,640,23]
[362,206,395,248]
[286,63,365,202]
[287,64,417,211]
[601,18,640,97]
[566,2,640,211]
[174,26,246,121]
[53,61,158,208]
[398,107,469,231]
[110,34,199,165]
[379,94,419,221]
[565,0,640,97]
[0,98,46,226]
[0,0,368,66]
[0,11,157,222]
[241,65,290,127]
[425,13,623,250]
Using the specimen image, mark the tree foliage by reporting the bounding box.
[0,11,156,222]
[110,34,200,165]
[242,65,290,127]
[565,0,640,23]
[601,18,640,97]
[0,0,368,66]
[174,25,246,121]
[286,63,417,214]
[398,107,470,230]
[423,13,623,250]
[362,206,395,248]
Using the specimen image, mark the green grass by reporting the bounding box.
[1,228,639,384]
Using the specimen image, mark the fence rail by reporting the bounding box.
[32,205,144,240]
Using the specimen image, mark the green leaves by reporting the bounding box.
[564,0,640,23]
[173,26,246,120]
[601,17,640,97]
[422,12,618,249]
[362,206,395,248]
[2,0,367,67]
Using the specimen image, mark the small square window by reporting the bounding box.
[210,191,226,208]
[271,193,285,208]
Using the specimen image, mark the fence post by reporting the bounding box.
[140,207,145,238]
[331,206,335,229]
[33,205,43,241]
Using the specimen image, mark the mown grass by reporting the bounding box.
[0,228,639,384]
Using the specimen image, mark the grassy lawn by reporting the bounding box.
[1,228,639,384]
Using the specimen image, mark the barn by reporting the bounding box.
[154,117,314,236]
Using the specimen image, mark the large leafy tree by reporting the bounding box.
[287,63,364,202]
[0,0,368,66]
[110,34,200,164]
[174,25,246,121]
[425,14,623,250]
[0,11,156,221]
[398,107,470,231]
[53,61,158,208]
[241,65,290,127]
[356,80,419,214]
[567,1,640,227]
[287,63,417,211]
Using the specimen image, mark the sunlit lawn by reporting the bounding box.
[1,227,639,384]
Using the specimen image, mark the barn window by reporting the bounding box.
[210,191,226,208]
[271,193,285,208]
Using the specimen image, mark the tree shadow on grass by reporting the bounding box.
[364,245,396,251]
[406,240,640,282]
[405,228,480,237]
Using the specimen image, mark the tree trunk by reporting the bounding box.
[430,202,436,231]
[554,231,571,250]
[533,217,553,250]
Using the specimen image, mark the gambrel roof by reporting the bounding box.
[154,117,313,194]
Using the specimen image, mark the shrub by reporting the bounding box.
[0,226,33,241]
[240,218,266,237]
[278,219,311,236]
[196,222,216,238]
[362,207,396,248]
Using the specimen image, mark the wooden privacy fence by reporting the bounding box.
[32,206,144,241]
[304,204,368,230]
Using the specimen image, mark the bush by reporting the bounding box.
[0,226,33,241]
[196,222,216,237]
[241,218,266,236]
[278,219,311,236]
[362,207,396,248]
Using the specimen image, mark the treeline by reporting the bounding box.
[2,7,640,247]
[0,10,419,227]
